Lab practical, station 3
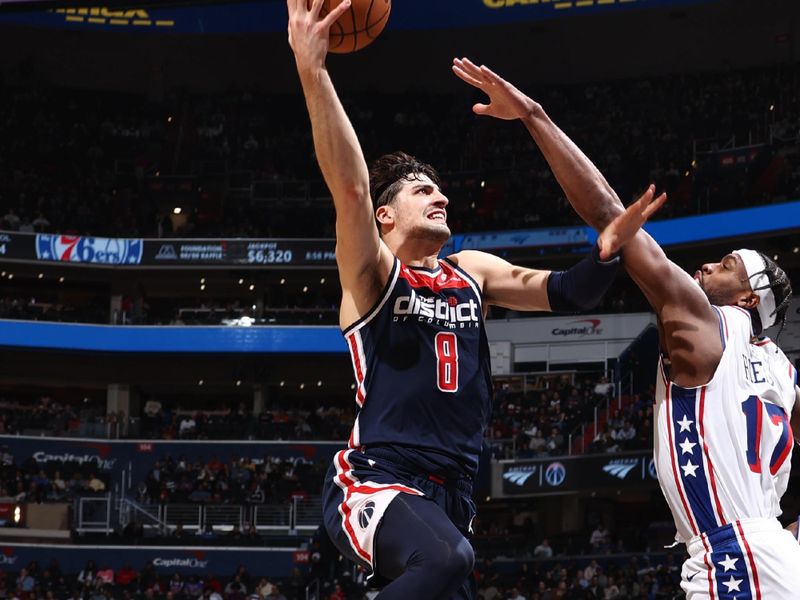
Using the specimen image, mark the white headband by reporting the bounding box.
[733,249,777,330]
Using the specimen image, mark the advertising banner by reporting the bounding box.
[0,232,36,261]
[143,239,336,267]
[0,0,717,34]
[497,451,658,497]
[486,313,655,345]
[0,232,336,268]
[0,544,298,577]
[1,436,342,484]
[36,234,144,265]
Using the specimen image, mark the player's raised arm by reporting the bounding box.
[452,58,625,233]
[287,0,393,324]
[454,58,724,386]
[597,186,727,386]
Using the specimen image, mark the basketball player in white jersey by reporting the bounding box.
[598,201,799,599]
[455,57,800,599]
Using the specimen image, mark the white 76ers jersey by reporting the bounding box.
[655,305,798,542]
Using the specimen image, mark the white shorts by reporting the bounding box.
[682,518,800,600]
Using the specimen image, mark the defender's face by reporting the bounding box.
[383,174,450,242]
[694,253,752,306]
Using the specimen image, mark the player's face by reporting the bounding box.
[387,174,450,243]
[693,253,751,306]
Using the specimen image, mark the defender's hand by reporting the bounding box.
[287,0,351,73]
[452,57,540,121]
[598,185,667,260]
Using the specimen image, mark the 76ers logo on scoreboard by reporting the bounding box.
[36,234,143,265]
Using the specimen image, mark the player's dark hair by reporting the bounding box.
[749,252,792,340]
[369,151,442,213]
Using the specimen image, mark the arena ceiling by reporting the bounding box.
[0,0,795,93]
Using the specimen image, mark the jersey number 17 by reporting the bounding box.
[741,396,793,476]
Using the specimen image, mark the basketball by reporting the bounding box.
[316,0,391,54]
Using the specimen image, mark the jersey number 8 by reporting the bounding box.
[435,332,459,393]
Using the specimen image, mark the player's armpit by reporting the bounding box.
[337,238,395,330]
[449,250,551,312]
[622,231,722,387]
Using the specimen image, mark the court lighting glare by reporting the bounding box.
[173,207,182,214]
[200,278,205,284]
[58,277,65,283]
[200,284,206,291]
[280,381,285,387]
[320,277,326,284]
[280,278,285,285]
[37,273,43,279]
[793,247,799,254]
[299,383,305,390]
[198,380,204,386]
[249,284,255,291]
[238,278,244,285]
[317,381,322,387]
[236,380,242,387]
[303,286,308,293]
[6,274,12,280]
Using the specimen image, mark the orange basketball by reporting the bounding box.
[317,0,391,54]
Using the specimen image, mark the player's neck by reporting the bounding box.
[386,237,443,270]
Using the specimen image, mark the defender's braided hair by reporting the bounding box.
[749,252,792,342]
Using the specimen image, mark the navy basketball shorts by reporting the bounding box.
[322,448,477,573]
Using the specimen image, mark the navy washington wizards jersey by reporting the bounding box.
[342,257,492,479]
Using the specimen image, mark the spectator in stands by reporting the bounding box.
[115,565,137,590]
[593,376,614,397]
[95,566,114,585]
[77,561,97,587]
[184,575,204,599]
[203,587,223,600]
[87,473,106,493]
[16,567,35,594]
[327,583,345,600]
[533,538,553,559]
[507,587,526,600]
[224,576,247,596]
[168,573,184,595]
[264,585,288,600]
[172,523,189,541]
[590,524,611,553]
[179,414,198,439]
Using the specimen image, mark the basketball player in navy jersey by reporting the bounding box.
[287,3,663,598]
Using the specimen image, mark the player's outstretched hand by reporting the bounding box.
[288,0,351,72]
[598,185,667,260]
[452,57,540,121]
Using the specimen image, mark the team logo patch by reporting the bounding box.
[357,500,376,530]
[545,462,566,487]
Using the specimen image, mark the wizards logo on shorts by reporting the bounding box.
[357,501,376,530]
[36,235,143,265]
